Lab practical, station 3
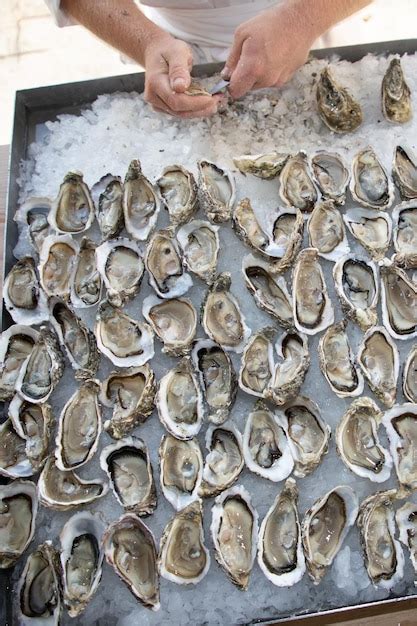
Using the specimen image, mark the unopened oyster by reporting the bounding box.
[100,437,156,516]
[91,173,124,240]
[396,502,417,581]
[302,485,359,584]
[50,299,99,380]
[103,513,160,610]
[123,159,161,241]
[143,295,197,356]
[279,152,318,212]
[238,327,275,397]
[202,273,251,353]
[38,458,108,511]
[96,238,144,306]
[192,339,237,425]
[211,486,258,590]
[101,365,156,439]
[145,228,192,299]
[197,159,235,223]
[358,490,404,588]
[60,512,105,617]
[336,397,392,482]
[95,300,154,367]
[382,58,412,124]
[307,200,350,261]
[177,219,219,284]
[49,170,95,234]
[159,435,203,510]
[382,404,417,492]
[55,380,101,472]
[343,208,392,260]
[403,344,417,403]
[357,326,399,408]
[380,259,417,340]
[39,234,79,300]
[233,152,289,179]
[333,255,379,330]
[0,480,38,569]
[157,164,198,226]
[310,151,350,204]
[156,357,203,439]
[257,478,305,587]
[280,397,330,478]
[243,401,293,481]
[71,238,102,307]
[0,325,38,401]
[3,257,49,325]
[316,67,363,133]
[293,248,334,335]
[350,147,394,210]
[199,423,243,497]
[14,197,53,254]
[392,202,417,269]
[9,394,52,474]
[392,145,417,200]
[265,330,310,406]
[318,320,364,397]
[159,499,210,585]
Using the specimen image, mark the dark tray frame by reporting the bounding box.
[3,38,417,626]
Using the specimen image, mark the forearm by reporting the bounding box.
[61,0,168,65]
[287,0,373,41]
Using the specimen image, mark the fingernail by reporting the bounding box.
[221,66,230,79]
[172,77,186,91]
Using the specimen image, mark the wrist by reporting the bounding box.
[143,28,174,62]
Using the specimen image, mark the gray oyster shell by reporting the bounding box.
[123,159,161,241]
[233,152,289,179]
[382,58,412,124]
[333,254,379,331]
[197,160,235,223]
[343,208,392,261]
[392,145,417,200]
[316,67,363,133]
[3,257,49,325]
[279,152,318,213]
[310,151,350,204]
[71,237,102,308]
[392,201,417,269]
[0,325,38,402]
[91,173,124,240]
[96,237,144,306]
[350,147,394,210]
[357,326,399,407]
[0,480,38,569]
[157,164,198,226]
[49,170,95,234]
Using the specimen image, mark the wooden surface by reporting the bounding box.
[0,145,416,626]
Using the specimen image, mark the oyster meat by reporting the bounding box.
[49,170,95,234]
[392,202,417,269]
[310,151,350,204]
[71,238,102,308]
[9,394,52,474]
[91,174,124,240]
[197,159,235,223]
[199,423,244,498]
[177,219,219,284]
[307,200,350,261]
[392,145,417,200]
[382,58,412,124]
[142,295,197,356]
[343,208,392,261]
[316,67,363,133]
[233,152,289,179]
[265,330,310,406]
[396,502,417,581]
[0,480,38,569]
[157,164,198,226]
[239,327,275,398]
[357,326,399,407]
[0,325,38,402]
[350,147,394,210]
[96,238,144,306]
[382,404,417,491]
[14,197,53,254]
[39,234,79,300]
[403,344,417,403]
[279,152,318,212]
[3,257,48,325]
[159,435,203,510]
[0,416,36,478]
[123,159,161,241]
[333,254,379,330]
[318,320,364,397]
[380,259,417,340]
[145,229,192,299]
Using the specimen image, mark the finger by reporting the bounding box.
[228,43,259,99]
[165,44,193,92]
[222,30,245,79]
[153,73,216,112]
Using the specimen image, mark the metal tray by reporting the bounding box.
[3,38,417,626]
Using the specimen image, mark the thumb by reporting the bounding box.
[166,44,193,92]
[222,31,245,80]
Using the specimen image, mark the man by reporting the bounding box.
[46,0,371,118]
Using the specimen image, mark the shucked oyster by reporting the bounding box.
[71,238,102,308]
[396,502,417,582]
[265,330,310,406]
[333,254,379,330]
[0,325,38,402]
[357,326,399,408]
[14,197,53,254]
[199,423,244,498]
[382,404,417,492]
[257,478,306,587]
[380,259,417,340]
[142,295,197,356]
[91,174,124,240]
[123,159,161,241]
[0,416,37,478]
[49,170,95,234]
[310,151,350,204]
[318,320,364,398]
[382,58,412,124]
[279,152,318,213]
[145,228,192,299]
[343,208,392,261]
[239,328,275,398]
[211,486,258,590]
[392,145,417,200]
[403,345,417,403]
[157,164,198,226]
[233,152,289,179]
[392,202,417,269]
[39,234,79,300]
[197,159,235,223]
[8,394,52,475]
[307,200,350,261]
[0,480,38,569]
[159,435,203,510]
[177,219,219,284]
[96,238,144,306]
[3,257,49,325]
[350,147,394,210]
[316,67,363,133]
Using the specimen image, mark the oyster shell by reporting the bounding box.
[392,145,417,200]
[238,327,275,397]
[257,478,305,587]
[0,415,42,479]
[211,486,258,590]
[403,344,417,403]
[202,273,251,353]
[159,499,210,585]
[307,200,350,261]
[177,219,219,284]
[142,295,197,356]
[350,147,394,210]
[145,228,192,299]
[333,254,379,330]
[95,300,154,367]
[91,173,124,240]
[71,237,102,308]
[318,320,364,398]
[49,170,95,234]
[157,164,198,226]
[279,152,318,213]
[3,257,49,325]
[96,237,144,306]
[191,339,237,425]
[392,201,417,269]
[396,502,417,582]
[357,326,399,408]
[336,397,393,482]
[316,67,363,133]
[14,197,53,254]
[60,511,105,617]
[123,159,161,241]
[233,152,289,179]
[100,437,156,516]
[0,480,38,569]
[292,248,334,335]
[382,404,417,492]
[234,197,282,258]
[380,259,417,340]
[55,380,101,472]
[243,400,294,481]
[38,457,108,511]
[271,208,305,270]
[310,151,350,204]
[159,434,203,510]
[39,234,79,300]
[358,490,404,588]
[343,208,392,261]
[156,357,204,440]
[9,394,52,474]
[197,159,235,223]
[0,325,38,402]
[280,397,330,478]
[302,485,359,584]
[103,513,160,610]
[382,58,412,124]
[265,330,310,406]
[101,365,156,439]
[199,423,244,498]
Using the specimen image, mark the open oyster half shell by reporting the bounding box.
[392,201,417,269]
[157,164,198,226]
[0,325,38,402]
[382,403,417,492]
[8,394,52,475]
[343,208,392,261]
[197,159,235,223]
[310,151,350,204]
[318,320,364,398]
[142,294,197,356]
[145,228,193,299]
[159,434,203,510]
[122,159,161,241]
[380,258,417,340]
[0,480,38,569]
[392,145,417,200]
[265,330,310,406]
[293,248,334,335]
[199,422,244,498]
[177,219,219,284]
[233,151,289,179]
[350,147,394,210]
[396,502,417,582]
[279,152,318,212]
[71,237,102,308]
[91,173,124,240]
[307,200,350,261]
[96,237,144,306]
[357,326,399,408]
[39,234,79,301]
[14,197,53,254]
[403,344,417,403]
[3,257,49,325]
[238,327,275,398]
[49,170,95,234]
[333,254,379,331]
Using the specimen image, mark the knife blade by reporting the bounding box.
[208,79,230,95]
